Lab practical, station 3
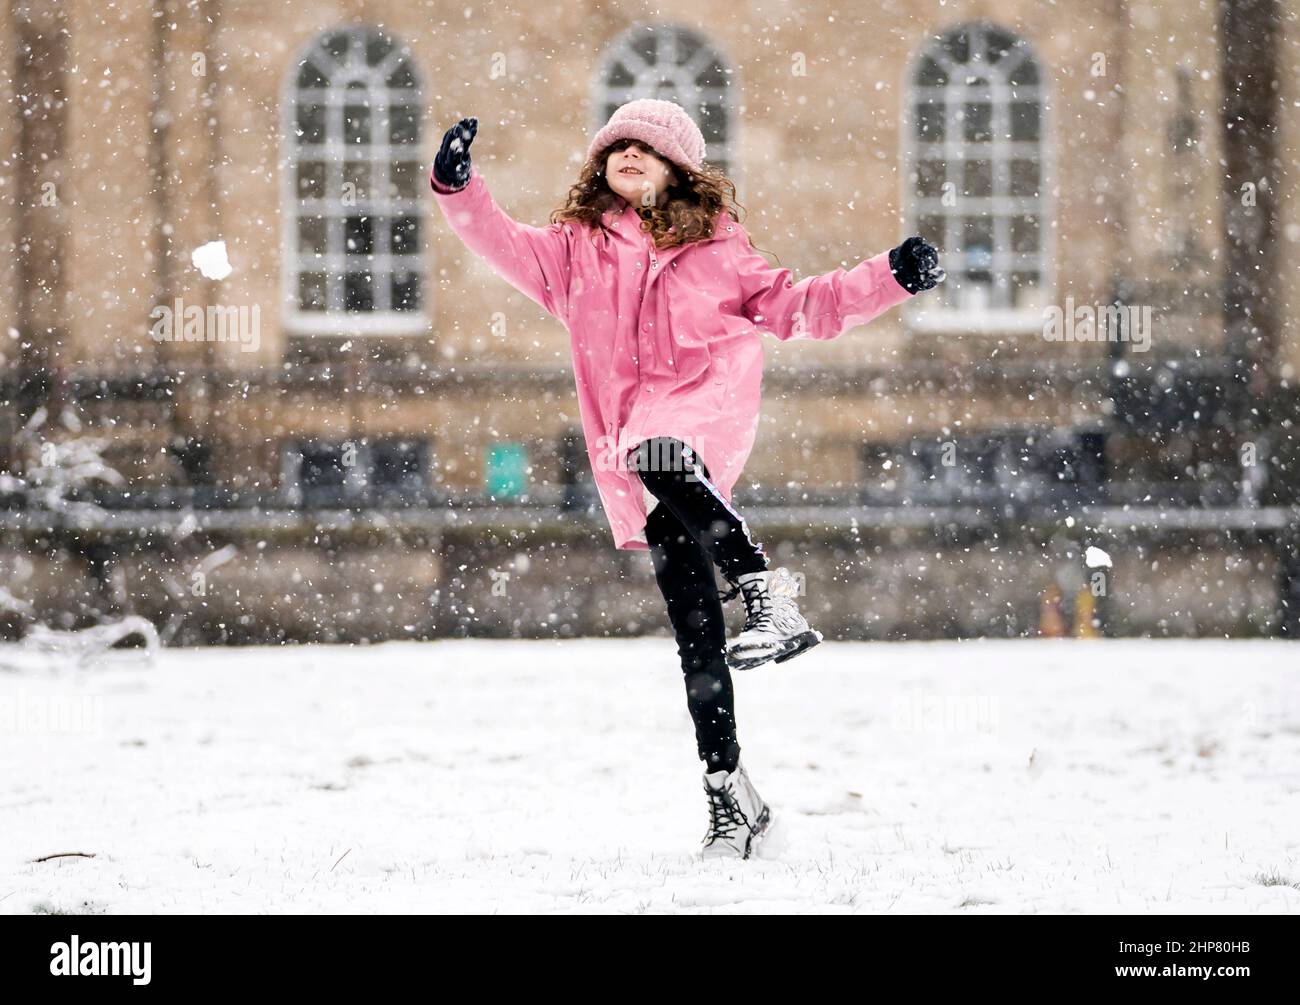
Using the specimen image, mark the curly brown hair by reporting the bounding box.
[550,138,762,254]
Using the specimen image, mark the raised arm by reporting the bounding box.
[430,118,572,320]
[731,224,939,341]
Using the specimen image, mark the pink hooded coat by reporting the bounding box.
[431,166,914,551]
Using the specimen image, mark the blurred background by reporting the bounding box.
[1,0,1297,644]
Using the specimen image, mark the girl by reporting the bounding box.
[431,99,943,859]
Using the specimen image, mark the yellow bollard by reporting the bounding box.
[1039,585,1067,638]
[1073,587,1099,638]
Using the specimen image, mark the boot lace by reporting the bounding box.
[741,596,776,635]
[730,577,776,634]
[704,781,747,843]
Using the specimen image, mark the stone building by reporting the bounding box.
[1,0,1297,641]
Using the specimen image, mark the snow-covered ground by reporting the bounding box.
[2,638,1299,914]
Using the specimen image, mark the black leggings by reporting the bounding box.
[633,437,768,774]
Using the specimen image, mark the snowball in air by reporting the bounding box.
[1085,546,1112,568]
[191,240,233,280]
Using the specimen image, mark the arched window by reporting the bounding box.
[283,27,425,335]
[594,23,734,176]
[904,22,1051,329]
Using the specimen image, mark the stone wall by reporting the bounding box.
[0,516,1284,644]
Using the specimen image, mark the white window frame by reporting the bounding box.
[281,27,429,337]
[900,22,1055,334]
[593,22,738,182]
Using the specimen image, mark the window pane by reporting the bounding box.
[606,62,634,88]
[697,102,726,146]
[963,159,992,197]
[916,160,947,198]
[485,443,529,499]
[389,105,419,144]
[372,440,425,487]
[962,103,991,143]
[1011,214,1039,252]
[366,32,394,67]
[344,216,374,255]
[941,27,970,65]
[992,271,1012,307]
[673,28,702,65]
[391,272,421,312]
[344,104,371,145]
[917,214,947,250]
[297,60,328,88]
[986,28,1018,66]
[342,161,371,200]
[296,104,326,143]
[1009,159,1040,196]
[300,443,346,488]
[1009,58,1040,86]
[323,31,349,61]
[916,56,947,86]
[391,216,419,254]
[297,216,327,255]
[387,60,417,89]
[345,272,374,311]
[915,102,944,142]
[298,272,327,311]
[962,217,994,268]
[696,60,727,88]
[952,276,992,311]
[389,161,420,199]
[635,31,659,65]
[1011,102,1040,141]
[297,161,326,198]
[1011,271,1043,308]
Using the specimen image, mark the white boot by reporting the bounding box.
[724,567,822,672]
[700,759,772,860]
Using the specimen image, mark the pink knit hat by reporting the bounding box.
[586,98,707,174]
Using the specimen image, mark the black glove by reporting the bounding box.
[432,116,478,191]
[889,235,945,294]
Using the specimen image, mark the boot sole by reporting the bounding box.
[727,630,822,672]
[774,630,823,664]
